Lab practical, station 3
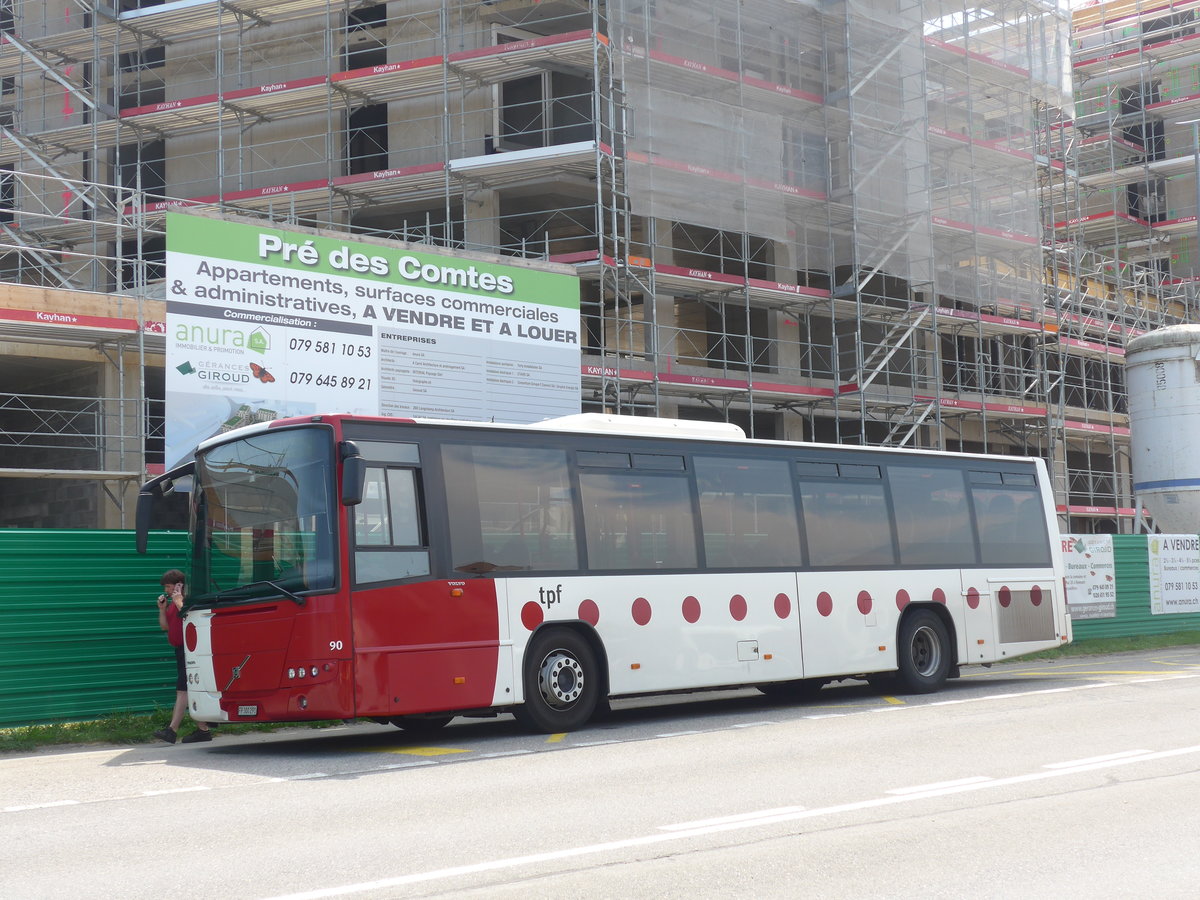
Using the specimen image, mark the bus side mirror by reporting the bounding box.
[342,454,366,506]
[134,461,194,554]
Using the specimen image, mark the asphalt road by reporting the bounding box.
[4,648,1200,899]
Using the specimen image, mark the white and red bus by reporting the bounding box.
[137,413,1070,733]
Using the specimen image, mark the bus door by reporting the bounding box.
[348,456,503,718]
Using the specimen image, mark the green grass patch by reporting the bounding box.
[1009,630,1200,661]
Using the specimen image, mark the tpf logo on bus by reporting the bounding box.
[538,585,563,608]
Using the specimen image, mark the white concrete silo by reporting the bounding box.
[1126,324,1200,533]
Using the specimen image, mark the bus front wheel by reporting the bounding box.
[514,628,600,733]
[895,608,951,694]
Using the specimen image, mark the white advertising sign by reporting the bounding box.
[1147,534,1200,615]
[1062,534,1116,620]
[165,213,580,468]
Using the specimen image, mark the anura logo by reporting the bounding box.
[174,323,271,354]
[248,327,270,354]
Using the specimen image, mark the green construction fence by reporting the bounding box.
[1071,534,1200,640]
[0,529,188,728]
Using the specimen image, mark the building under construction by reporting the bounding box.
[0,0,1193,532]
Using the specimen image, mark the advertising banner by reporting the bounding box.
[1147,534,1200,615]
[1062,534,1117,620]
[165,213,580,468]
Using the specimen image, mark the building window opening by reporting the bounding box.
[347,105,388,175]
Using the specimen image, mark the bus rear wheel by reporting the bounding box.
[895,608,951,694]
[513,628,600,733]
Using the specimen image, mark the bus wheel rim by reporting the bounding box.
[538,651,584,708]
[911,625,941,677]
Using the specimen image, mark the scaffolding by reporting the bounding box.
[0,0,1177,532]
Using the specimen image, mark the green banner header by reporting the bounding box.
[167,213,579,309]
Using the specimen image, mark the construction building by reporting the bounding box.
[0,0,1190,533]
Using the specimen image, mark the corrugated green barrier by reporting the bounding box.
[0,529,189,728]
[1072,534,1200,640]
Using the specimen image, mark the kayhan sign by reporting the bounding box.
[165,213,580,467]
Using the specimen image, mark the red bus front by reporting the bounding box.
[178,418,501,725]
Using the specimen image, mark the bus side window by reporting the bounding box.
[797,480,895,567]
[443,444,579,574]
[694,456,800,568]
[580,472,698,571]
[887,465,975,566]
[355,468,391,545]
[353,465,431,584]
[971,485,1052,566]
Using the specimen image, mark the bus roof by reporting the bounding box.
[197,412,1046,471]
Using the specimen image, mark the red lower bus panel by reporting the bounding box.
[353,579,501,717]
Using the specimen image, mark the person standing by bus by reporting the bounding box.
[153,569,212,744]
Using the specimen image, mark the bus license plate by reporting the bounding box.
[237,705,258,716]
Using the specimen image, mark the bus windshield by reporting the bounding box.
[190,425,336,603]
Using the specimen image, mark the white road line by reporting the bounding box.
[886,776,993,795]
[656,730,703,737]
[658,807,807,831]
[1043,749,1151,769]
[261,742,1200,900]
[141,786,211,797]
[379,761,437,770]
[477,750,534,759]
[3,800,80,812]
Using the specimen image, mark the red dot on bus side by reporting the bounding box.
[933,588,947,604]
[966,587,980,609]
[857,591,873,615]
[895,589,910,612]
[632,597,652,626]
[730,594,747,621]
[521,601,543,631]
[682,595,701,623]
[185,622,197,652]
[817,592,833,617]
[579,599,600,626]
[998,586,1011,608]
[1031,585,1043,607]
[774,593,791,619]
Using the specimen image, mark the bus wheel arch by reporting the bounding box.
[894,604,955,694]
[513,623,607,733]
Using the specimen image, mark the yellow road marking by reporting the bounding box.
[883,696,905,705]
[376,746,470,757]
[965,668,1200,678]
[546,733,567,743]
